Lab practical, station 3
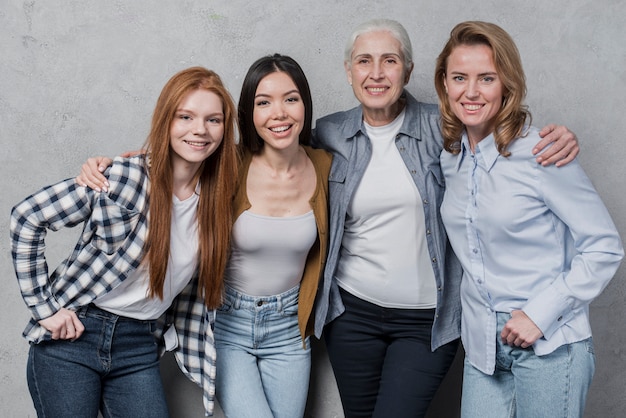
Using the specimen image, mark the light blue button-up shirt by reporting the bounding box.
[440,126,623,374]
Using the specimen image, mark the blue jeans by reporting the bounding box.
[325,288,459,418]
[27,304,169,418]
[214,285,310,418]
[461,312,595,418]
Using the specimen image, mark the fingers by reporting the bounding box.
[534,125,580,167]
[39,308,84,341]
[501,311,543,347]
[540,140,579,167]
[98,157,114,172]
[519,340,532,349]
[120,149,145,158]
[500,327,518,346]
[67,313,85,341]
[501,328,528,347]
[76,157,112,191]
[537,123,557,139]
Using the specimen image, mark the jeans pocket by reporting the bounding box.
[279,300,299,317]
[217,298,234,314]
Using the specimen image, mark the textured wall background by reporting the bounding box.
[1,1,624,417]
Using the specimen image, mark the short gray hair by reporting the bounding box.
[344,19,413,73]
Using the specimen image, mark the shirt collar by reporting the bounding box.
[455,131,500,172]
[340,90,424,141]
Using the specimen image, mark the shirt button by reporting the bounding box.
[557,316,563,321]
[431,257,437,263]
[473,248,478,254]
[423,199,429,204]
[426,229,431,235]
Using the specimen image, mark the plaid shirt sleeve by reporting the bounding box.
[10,156,149,327]
[10,178,96,320]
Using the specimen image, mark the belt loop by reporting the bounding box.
[233,291,242,310]
[76,304,89,319]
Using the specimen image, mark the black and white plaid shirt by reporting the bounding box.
[10,155,217,415]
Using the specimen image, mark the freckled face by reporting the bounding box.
[169,89,224,170]
[346,30,412,125]
[444,44,504,143]
[253,71,305,152]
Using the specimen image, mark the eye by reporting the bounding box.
[482,76,495,83]
[178,114,192,121]
[385,57,397,64]
[452,75,465,82]
[208,117,222,124]
[286,96,300,103]
[255,100,269,107]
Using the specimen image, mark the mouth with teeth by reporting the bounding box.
[366,87,388,94]
[184,140,210,147]
[269,125,292,133]
[463,104,484,111]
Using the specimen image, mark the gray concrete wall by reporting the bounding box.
[1,1,624,417]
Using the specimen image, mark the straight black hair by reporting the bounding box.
[238,53,313,153]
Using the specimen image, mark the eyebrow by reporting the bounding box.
[176,108,224,117]
[254,89,300,99]
[353,52,402,60]
[449,70,498,77]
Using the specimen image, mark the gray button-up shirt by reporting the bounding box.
[312,91,462,351]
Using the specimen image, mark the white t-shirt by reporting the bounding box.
[95,191,199,319]
[336,109,437,308]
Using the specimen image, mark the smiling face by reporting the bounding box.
[346,30,413,126]
[444,43,504,145]
[253,71,305,152]
[169,89,224,171]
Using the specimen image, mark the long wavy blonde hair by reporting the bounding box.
[435,21,532,156]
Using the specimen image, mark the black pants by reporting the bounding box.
[325,288,459,418]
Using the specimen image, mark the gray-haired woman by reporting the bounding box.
[312,18,579,418]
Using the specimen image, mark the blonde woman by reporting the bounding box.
[436,21,623,417]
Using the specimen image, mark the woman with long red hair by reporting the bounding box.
[10,66,238,417]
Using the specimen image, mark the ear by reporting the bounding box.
[344,61,353,85]
[443,74,448,93]
[404,62,415,85]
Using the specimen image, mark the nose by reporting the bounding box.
[370,62,384,79]
[193,119,207,135]
[465,80,479,99]
[272,102,287,119]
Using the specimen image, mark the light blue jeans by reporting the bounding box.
[214,285,311,418]
[461,312,595,418]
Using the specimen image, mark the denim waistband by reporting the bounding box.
[224,284,300,311]
[76,303,149,322]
